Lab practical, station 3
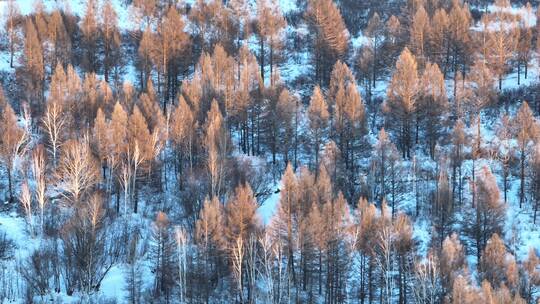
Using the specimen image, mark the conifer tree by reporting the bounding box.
[155,6,190,106]
[275,163,300,293]
[384,47,419,158]
[81,0,99,74]
[100,0,121,83]
[430,9,449,73]
[467,59,495,117]
[170,96,196,177]
[487,24,517,91]
[448,1,472,97]
[418,62,447,158]
[464,166,506,261]
[365,13,383,87]
[255,0,286,85]
[47,10,72,70]
[451,120,466,206]
[517,26,532,84]
[23,18,45,105]
[138,28,155,91]
[0,103,28,203]
[514,102,538,208]
[440,234,467,298]
[223,183,260,303]
[307,86,329,170]
[152,211,175,300]
[195,197,223,301]
[409,5,430,67]
[306,0,349,86]
[276,89,299,167]
[523,248,540,302]
[4,0,21,68]
[433,168,454,247]
[479,233,513,289]
[372,128,404,216]
[321,192,352,303]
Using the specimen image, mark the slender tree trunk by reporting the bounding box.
[518,62,521,86]
[521,149,525,208]
[7,165,13,203]
[260,38,265,84]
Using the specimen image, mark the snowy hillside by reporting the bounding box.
[0,0,540,303]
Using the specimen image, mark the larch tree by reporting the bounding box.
[430,9,449,74]
[487,23,518,91]
[170,96,196,177]
[513,101,538,208]
[276,89,299,168]
[356,44,375,101]
[479,233,514,289]
[372,128,404,216]
[307,86,330,171]
[255,0,286,85]
[447,0,472,97]
[223,183,260,303]
[100,0,122,84]
[409,5,430,67]
[0,103,29,203]
[275,163,300,293]
[467,59,495,117]
[154,6,190,107]
[353,198,379,303]
[523,248,540,302]
[127,105,155,213]
[151,211,175,300]
[517,26,532,85]
[432,169,454,248]
[464,166,506,261]
[109,102,128,213]
[328,61,366,199]
[439,234,467,298]
[386,15,402,51]
[495,115,513,204]
[418,62,448,158]
[394,213,415,304]
[451,120,466,206]
[306,0,349,86]
[320,192,352,303]
[384,47,419,158]
[4,0,21,68]
[365,13,383,87]
[195,197,224,302]
[131,0,157,30]
[531,142,540,223]
[81,0,99,74]
[23,18,45,106]
[47,10,72,67]
[137,27,155,91]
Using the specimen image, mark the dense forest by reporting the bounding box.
[2,0,540,303]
